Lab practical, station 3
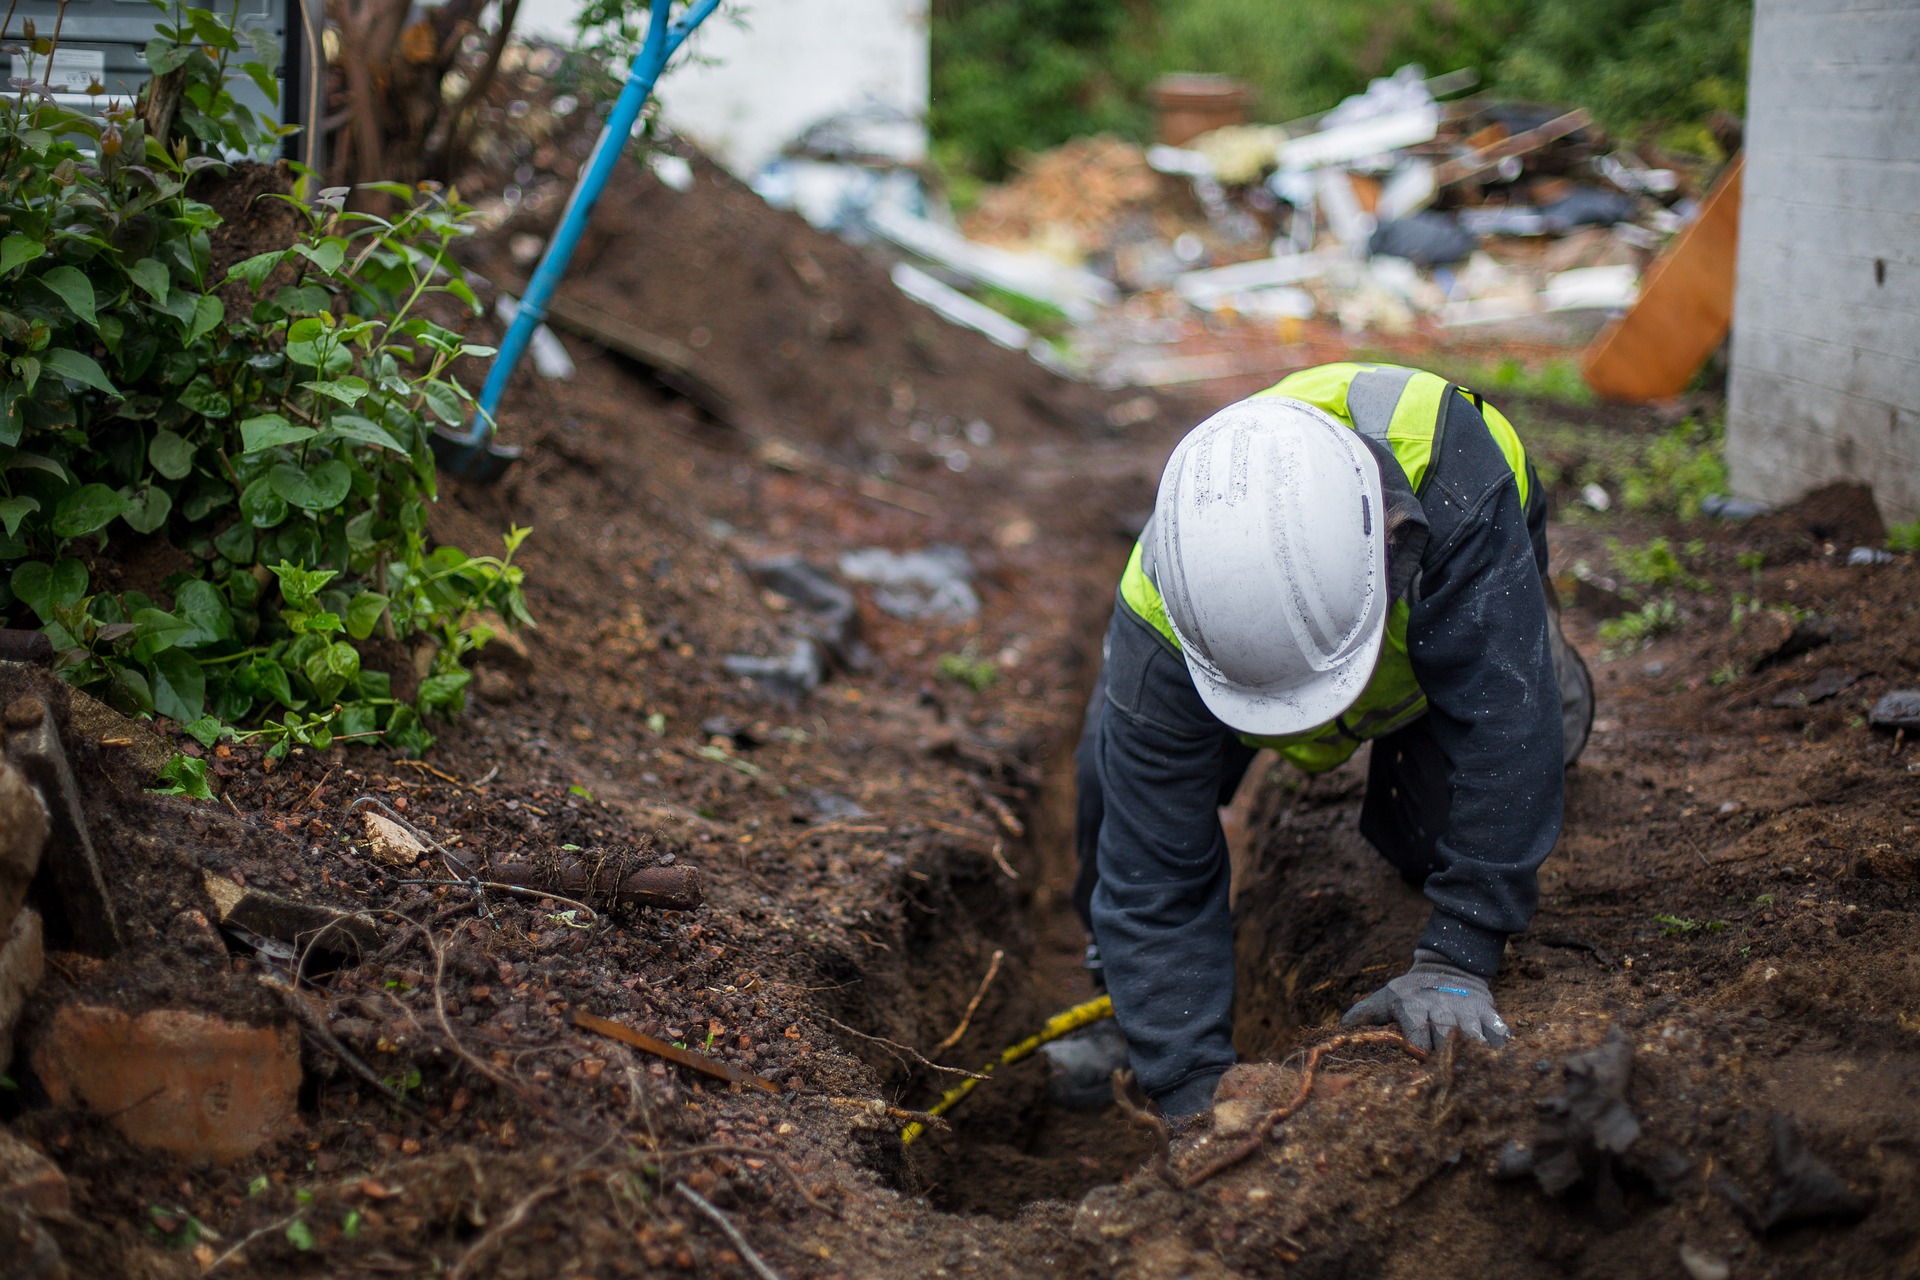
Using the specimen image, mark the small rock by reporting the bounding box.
[32,1005,302,1163]
[474,666,521,704]
[1846,546,1893,565]
[363,812,427,867]
[1868,689,1920,732]
[0,907,44,1066]
[166,908,227,960]
[1762,1114,1870,1231]
[1679,1243,1730,1280]
[0,1129,70,1216]
[465,610,533,674]
[1580,482,1612,511]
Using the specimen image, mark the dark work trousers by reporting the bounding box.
[1071,594,1593,932]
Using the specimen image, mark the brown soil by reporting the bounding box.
[9,138,1920,1280]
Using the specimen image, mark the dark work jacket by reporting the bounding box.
[1086,390,1563,1113]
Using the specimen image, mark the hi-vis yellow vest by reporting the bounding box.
[1119,363,1533,773]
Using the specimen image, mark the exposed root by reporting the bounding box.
[676,1181,785,1280]
[1172,1031,1429,1189]
[933,949,1004,1055]
[821,1014,990,1079]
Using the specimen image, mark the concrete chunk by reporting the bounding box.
[201,872,383,957]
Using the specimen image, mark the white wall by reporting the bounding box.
[514,0,930,178]
[1726,0,1920,523]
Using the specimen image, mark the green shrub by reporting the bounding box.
[931,0,1151,180]
[1620,417,1728,518]
[1607,536,1709,590]
[1598,596,1677,655]
[936,648,998,693]
[1887,520,1920,553]
[0,7,527,757]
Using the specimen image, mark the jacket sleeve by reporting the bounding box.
[1403,460,1564,977]
[1087,605,1239,1114]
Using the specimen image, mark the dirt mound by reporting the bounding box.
[1752,480,1889,555]
[467,149,1121,466]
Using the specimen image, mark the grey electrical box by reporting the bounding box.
[6,0,307,141]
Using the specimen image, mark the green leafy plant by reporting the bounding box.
[0,4,531,760]
[1598,597,1678,656]
[1654,912,1698,935]
[1608,536,1710,591]
[1887,520,1920,553]
[1735,548,1765,583]
[1620,417,1728,518]
[936,647,998,692]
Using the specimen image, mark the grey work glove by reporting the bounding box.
[1340,949,1510,1053]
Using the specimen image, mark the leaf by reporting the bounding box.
[325,641,360,682]
[131,607,194,653]
[173,579,234,645]
[212,521,253,562]
[0,235,46,275]
[149,647,205,722]
[144,38,192,75]
[345,591,388,640]
[0,495,40,537]
[269,460,350,511]
[152,753,215,801]
[294,239,345,274]
[239,413,314,454]
[242,656,295,708]
[187,294,223,345]
[148,428,195,479]
[42,347,118,397]
[420,379,465,426]
[48,558,87,609]
[6,453,68,481]
[177,374,231,419]
[418,671,470,712]
[185,6,240,50]
[9,562,53,621]
[243,60,279,107]
[225,250,284,292]
[324,414,405,453]
[299,375,369,406]
[51,484,128,539]
[119,482,172,534]
[182,716,224,748]
[239,476,288,528]
[38,266,99,328]
[128,257,170,303]
[285,1218,314,1252]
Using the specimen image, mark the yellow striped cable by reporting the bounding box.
[900,993,1113,1144]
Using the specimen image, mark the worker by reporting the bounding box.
[1058,363,1593,1119]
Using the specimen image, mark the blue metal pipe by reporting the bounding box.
[452,0,725,467]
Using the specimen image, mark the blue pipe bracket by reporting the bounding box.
[444,0,726,474]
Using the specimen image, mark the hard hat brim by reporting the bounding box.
[1180,586,1388,737]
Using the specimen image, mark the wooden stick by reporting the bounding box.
[575,1010,780,1094]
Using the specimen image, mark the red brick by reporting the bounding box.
[32,1005,300,1163]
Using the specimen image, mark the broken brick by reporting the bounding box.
[32,1005,301,1163]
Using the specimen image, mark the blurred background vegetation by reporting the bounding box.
[931,0,1754,180]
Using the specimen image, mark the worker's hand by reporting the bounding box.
[1340,949,1509,1053]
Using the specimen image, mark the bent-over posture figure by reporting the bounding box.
[1069,362,1593,1117]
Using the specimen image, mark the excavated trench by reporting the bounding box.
[882,620,1404,1220]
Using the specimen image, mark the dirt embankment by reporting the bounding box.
[5,141,1918,1280]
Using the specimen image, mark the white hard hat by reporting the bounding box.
[1149,396,1388,736]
